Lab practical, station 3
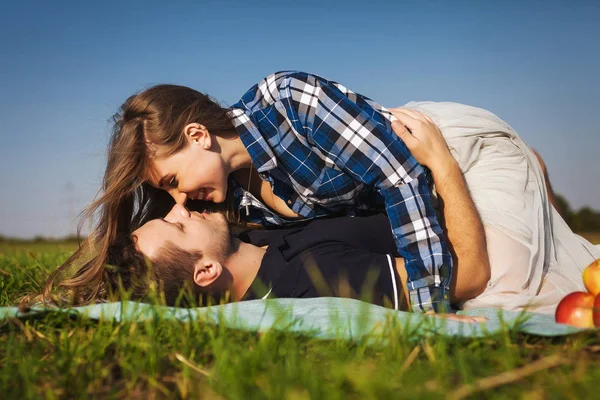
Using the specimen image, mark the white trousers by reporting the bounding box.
[403,102,600,314]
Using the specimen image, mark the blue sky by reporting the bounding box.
[1,0,598,238]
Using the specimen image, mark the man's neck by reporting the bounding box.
[224,239,266,301]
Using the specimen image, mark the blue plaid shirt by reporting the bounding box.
[228,71,452,312]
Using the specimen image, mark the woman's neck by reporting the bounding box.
[220,134,253,172]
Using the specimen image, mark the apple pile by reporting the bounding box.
[555,259,600,328]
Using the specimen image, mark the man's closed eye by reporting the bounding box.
[161,219,185,232]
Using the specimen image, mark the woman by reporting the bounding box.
[389,102,600,313]
[46,71,489,313]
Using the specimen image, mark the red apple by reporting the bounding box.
[555,291,595,328]
[594,293,600,327]
[582,259,600,296]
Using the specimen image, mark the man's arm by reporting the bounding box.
[393,257,410,307]
[427,158,490,302]
[390,108,491,303]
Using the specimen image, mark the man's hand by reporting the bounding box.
[389,108,455,173]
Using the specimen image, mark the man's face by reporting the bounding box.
[133,204,233,262]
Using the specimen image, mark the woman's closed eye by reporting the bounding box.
[169,176,178,188]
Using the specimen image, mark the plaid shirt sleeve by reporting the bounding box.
[272,72,453,313]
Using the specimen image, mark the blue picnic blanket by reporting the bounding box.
[0,297,593,341]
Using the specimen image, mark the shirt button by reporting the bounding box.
[287,199,293,205]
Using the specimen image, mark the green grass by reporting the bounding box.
[1,240,600,399]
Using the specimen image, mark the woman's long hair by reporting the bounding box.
[35,84,241,306]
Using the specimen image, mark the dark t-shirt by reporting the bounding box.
[239,214,404,309]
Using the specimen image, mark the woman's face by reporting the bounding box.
[147,137,230,205]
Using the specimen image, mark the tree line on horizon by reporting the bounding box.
[1,194,599,243]
[554,194,600,232]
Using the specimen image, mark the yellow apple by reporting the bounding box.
[594,293,600,327]
[582,259,600,296]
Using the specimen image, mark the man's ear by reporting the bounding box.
[183,123,212,150]
[193,259,223,288]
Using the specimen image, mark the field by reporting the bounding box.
[1,236,599,399]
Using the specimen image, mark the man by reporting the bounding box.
[106,204,486,322]
[114,205,406,308]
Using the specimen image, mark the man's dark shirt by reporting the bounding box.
[238,214,404,309]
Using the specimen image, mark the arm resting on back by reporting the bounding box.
[389,108,490,304]
[430,158,490,302]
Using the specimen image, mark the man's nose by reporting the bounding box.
[165,203,191,222]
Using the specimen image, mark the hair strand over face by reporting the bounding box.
[30,84,242,307]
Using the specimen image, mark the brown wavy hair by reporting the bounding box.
[32,84,242,307]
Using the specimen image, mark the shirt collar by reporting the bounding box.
[227,108,278,173]
[242,237,286,301]
[239,227,304,300]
